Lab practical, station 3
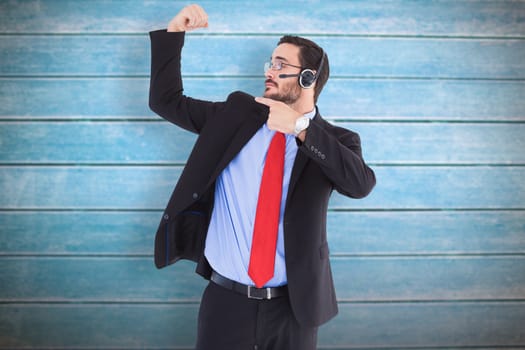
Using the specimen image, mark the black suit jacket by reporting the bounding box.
[148,30,376,327]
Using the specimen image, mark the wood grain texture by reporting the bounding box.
[1,0,524,349]
[2,35,524,79]
[1,166,524,209]
[1,257,524,302]
[0,303,524,348]
[2,211,523,255]
[1,78,524,119]
[1,121,524,164]
[1,0,524,36]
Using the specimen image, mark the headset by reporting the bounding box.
[279,49,326,89]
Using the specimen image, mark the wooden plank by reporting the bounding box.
[0,212,158,255]
[330,166,525,210]
[1,166,523,209]
[1,256,524,302]
[0,302,523,348]
[327,211,525,255]
[0,258,206,301]
[1,78,524,120]
[2,211,523,255]
[0,304,198,349]
[0,122,197,164]
[0,166,179,209]
[1,0,523,36]
[2,121,524,164]
[333,257,525,301]
[320,302,525,348]
[342,122,525,165]
[2,35,525,79]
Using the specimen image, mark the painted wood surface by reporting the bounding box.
[1,0,524,349]
[2,211,524,255]
[1,122,525,164]
[2,78,524,119]
[1,0,524,36]
[1,166,523,209]
[2,256,525,301]
[2,303,523,349]
[2,36,525,79]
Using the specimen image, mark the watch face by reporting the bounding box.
[295,117,310,135]
[302,117,310,129]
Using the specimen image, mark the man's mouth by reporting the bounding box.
[265,79,277,88]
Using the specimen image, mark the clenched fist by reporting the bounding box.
[168,4,208,32]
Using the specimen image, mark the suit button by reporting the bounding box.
[321,154,326,160]
[163,214,169,220]
[310,145,315,151]
[192,192,199,200]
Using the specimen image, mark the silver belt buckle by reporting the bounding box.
[247,285,271,300]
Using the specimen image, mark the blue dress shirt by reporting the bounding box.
[204,109,316,287]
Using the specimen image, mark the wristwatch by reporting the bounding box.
[294,116,310,136]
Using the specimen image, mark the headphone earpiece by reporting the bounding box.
[298,50,326,89]
[299,69,316,89]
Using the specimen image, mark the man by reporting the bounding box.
[149,4,376,350]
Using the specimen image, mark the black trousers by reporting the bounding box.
[195,281,318,350]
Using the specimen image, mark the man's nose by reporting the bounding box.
[265,68,275,79]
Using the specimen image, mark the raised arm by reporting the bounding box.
[149,4,220,133]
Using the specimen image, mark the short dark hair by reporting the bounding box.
[278,35,329,103]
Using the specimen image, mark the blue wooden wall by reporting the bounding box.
[1,0,525,348]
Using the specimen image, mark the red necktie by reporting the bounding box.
[248,132,286,288]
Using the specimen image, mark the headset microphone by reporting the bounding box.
[278,73,300,79]
[277,50,326,89]
[298,50,325,89]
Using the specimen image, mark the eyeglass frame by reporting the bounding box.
[264,60,304,73]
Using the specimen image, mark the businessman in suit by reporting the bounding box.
[149,4,376,350]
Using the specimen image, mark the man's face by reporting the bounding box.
[264,43,302,105]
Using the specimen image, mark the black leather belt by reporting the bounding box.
[210,271,288,300]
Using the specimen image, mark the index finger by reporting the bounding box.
[255,96,276,107]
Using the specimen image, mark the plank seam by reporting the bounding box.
[1,32,524,40]
[2,75,525,81]
[1,164,525,168]
[1,299,524,305]
[1,253,525,259]
[0,343,523,350]
[1,163,525,167]
[0,347,522,350]
[315,347,525,350]
[3,118,525,123]
[2,117,524,123]
[1,208,524,213]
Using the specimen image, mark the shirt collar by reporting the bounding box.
[304,108,316,120]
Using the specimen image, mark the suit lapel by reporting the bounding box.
[206,106,267,189]
[205,104,320,202]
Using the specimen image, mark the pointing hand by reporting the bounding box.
[255,97,302,136]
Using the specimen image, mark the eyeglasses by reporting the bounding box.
[264,60,303,73]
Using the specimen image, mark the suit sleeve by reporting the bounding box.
[148,30,223,133]
[300,119,376,199]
